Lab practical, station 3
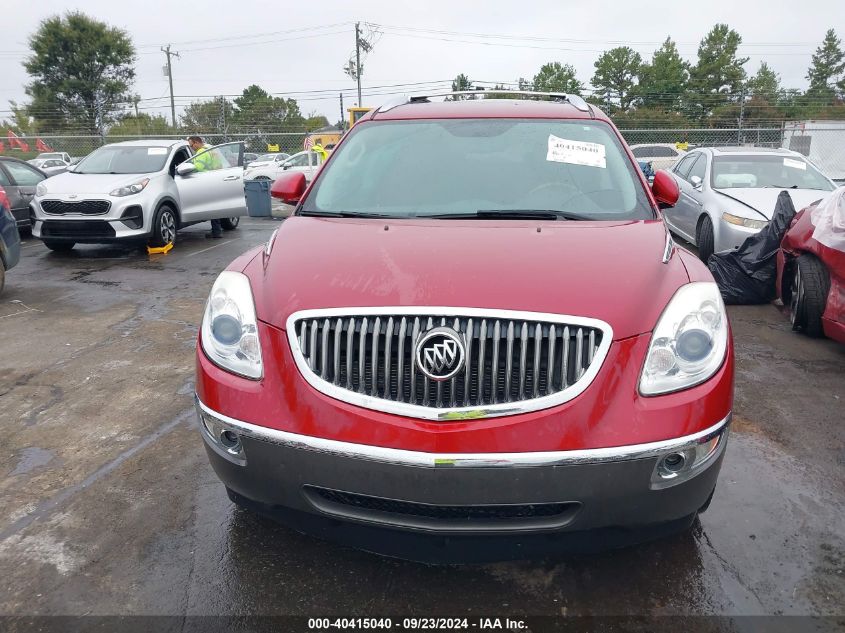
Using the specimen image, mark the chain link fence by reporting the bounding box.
[4,125,845,182]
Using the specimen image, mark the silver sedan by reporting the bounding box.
[663,147,836,261]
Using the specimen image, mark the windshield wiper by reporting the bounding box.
[419,209,593,221]
[763,185,799,189]
[297,210,396,218]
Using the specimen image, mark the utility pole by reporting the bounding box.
[355,22,362,106]
[737,87,746,144]
[339,92,345,131]
[161,44,180,128]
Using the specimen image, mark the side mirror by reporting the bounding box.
[652,170,680,209]
[65,164,76,173]
[270,172,307,204]
[176,162,196,176]
[690,175,703,190]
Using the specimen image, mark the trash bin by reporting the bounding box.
[244,179,272,217]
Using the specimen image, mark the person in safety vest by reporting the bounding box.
[187,135,225,238]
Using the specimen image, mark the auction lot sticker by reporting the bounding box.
[547,134,606,168]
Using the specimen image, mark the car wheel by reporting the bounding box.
[149,205,177,247]
[789,253,829,337]
[696,216,715,263]
[43,239,75,252]
[220,217,240,231]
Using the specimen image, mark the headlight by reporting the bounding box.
[200,271,263,379]
[640,282,728,396]
[109,178,150,197]
[722,212,767,230]
[36,183,47,196]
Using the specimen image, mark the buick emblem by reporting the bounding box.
[415,327,465,381]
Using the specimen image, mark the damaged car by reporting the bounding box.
[778,187,845,343]
[664,147,835,262]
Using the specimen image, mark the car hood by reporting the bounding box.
[717,188,828,219]
[37,172,155,196]
[247,217,691,341]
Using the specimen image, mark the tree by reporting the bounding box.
[0,101,40,135]
[806,29,844,98]
[531,63,584,94]
[447,73,475,100]
[591,47,642,112]
[181,97,235,133]
[23,12,136,135]
[108,113,173,136]
[304,114,330,130]
[746,62,781,101]
[687,24,749,118]
[232,85,303,131]
[637,38,689,111]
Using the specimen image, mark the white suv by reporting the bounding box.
[31,140,247,251]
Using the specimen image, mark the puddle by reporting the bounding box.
[11,447,56,476]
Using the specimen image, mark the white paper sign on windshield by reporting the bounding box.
[783,157,806,170]
[148,147,168,155]
[546,135,606,168]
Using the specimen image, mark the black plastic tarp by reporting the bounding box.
[708,190,796,304]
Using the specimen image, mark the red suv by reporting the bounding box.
[195,93,734,555]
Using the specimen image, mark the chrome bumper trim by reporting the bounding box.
[195,396,731,469]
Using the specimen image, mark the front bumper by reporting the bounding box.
[30,195,151,243]
[715,216,764,251]
[196,396,729,538]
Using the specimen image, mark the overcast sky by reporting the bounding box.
[1,0,842,125]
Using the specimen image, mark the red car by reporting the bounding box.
[777,196,845,344]
[195,92,734,556]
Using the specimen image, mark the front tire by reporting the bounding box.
[789,253,829,337]
[149,205,177,247]
[43,239,75,252]
[697,215,715,263]
[220,217,240,231]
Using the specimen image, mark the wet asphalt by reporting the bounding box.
[0,217,843,619]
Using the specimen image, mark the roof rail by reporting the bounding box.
[376,91,594,116]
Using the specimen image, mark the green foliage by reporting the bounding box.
[531,63,584,94]
[181,97,235,133]
[591,47,642,112]
[806,29,844,99]
[687,24,749,117]
[746,62,781,101]
[637,38,689,110]
[610,106,694,129]
[24,12,136,135]
[451,73,472,92]
[304,114,331,131]
[232,84,303,130]
[109,113,174,136]
[0,101,40,135]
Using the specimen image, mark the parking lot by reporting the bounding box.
[1,216,843,618]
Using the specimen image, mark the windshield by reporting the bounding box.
[302,119,653,220]
[711,154,834,191]
[75,145,170,174]
[38,153,63,160]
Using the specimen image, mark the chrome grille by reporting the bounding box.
[288,308,612,420]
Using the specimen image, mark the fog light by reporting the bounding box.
[650,426,729,489]
[658,452,688,478]
[220,430,242,453]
